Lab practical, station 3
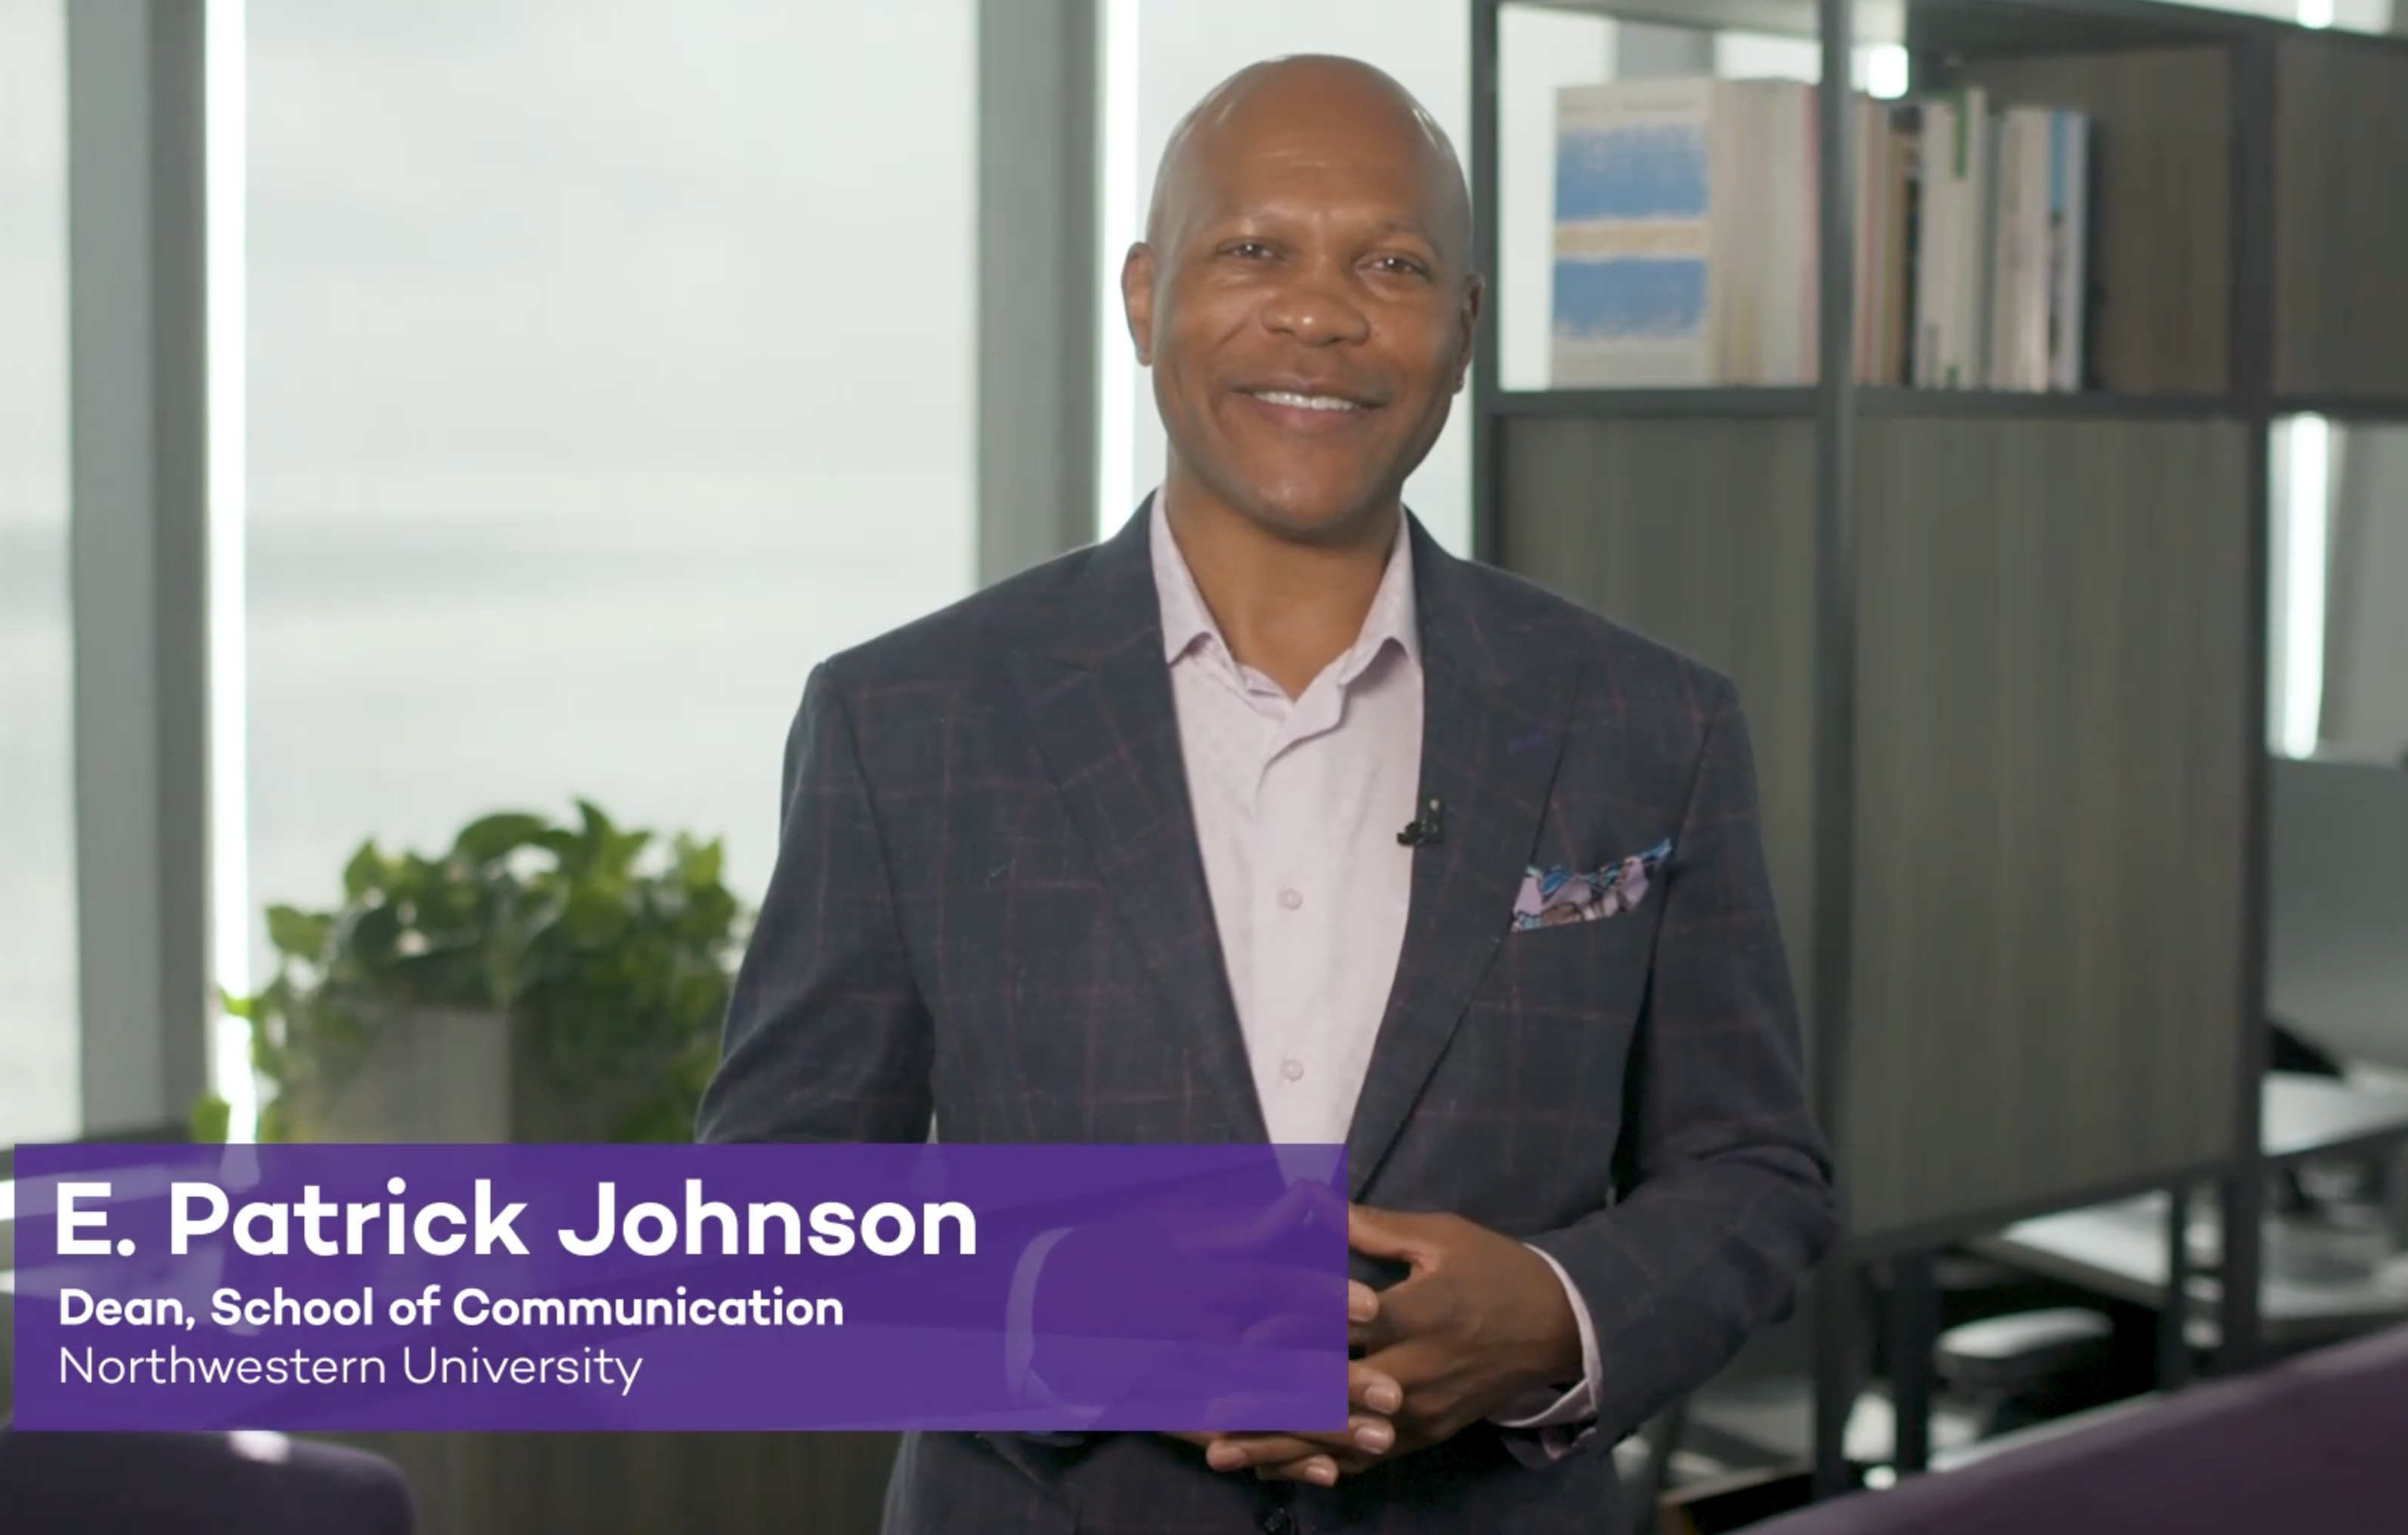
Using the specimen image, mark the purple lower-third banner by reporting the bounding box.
[9,1141,1348,1435]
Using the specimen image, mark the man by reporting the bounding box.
[699,55,1836,1534]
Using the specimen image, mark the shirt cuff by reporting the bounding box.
[1488,1245,1601,1442]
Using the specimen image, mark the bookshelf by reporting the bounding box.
[1469,0,2408,1490]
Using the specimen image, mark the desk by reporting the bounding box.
[1844,1073,2408,1479]
[1971,1193,2408,1350]
[2261,1072,2408,1163]
[1970,1074,2408,1351]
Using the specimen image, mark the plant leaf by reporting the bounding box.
[190,1092,232,1144]
[341,840,385,900]
[532,828,583,860]
[265,904,333,960]
[575,798,614,846]
[681,839,725,892]
[452,811,553,867]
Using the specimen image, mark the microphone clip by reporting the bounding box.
[1397,797,1446,848]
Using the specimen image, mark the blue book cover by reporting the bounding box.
[1552,79,1717,386]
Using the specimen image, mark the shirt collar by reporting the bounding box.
[1149,496,1422,675]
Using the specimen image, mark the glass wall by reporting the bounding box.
[2274,418,2408,762]
[1497,5,1617,399]
[0,0,79,1144]
[243,0,976,983]
[2322,427,2408,759]
[2175,0,2394,27]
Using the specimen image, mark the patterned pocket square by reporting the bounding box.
[1513,839,1674,931]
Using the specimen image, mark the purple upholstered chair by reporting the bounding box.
[0,1428,415,1535]
[1749,1323,2408,1535]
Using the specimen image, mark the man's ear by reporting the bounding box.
[1451,273,1486,394]
[1121,242,1158,366]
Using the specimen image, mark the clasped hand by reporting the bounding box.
[1172,1203,1582,1487]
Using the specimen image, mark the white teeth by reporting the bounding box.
[1252,390,1361,412]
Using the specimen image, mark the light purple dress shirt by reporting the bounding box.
[1148,502,1603,1444]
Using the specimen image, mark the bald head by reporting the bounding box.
[1145,56,1471,267]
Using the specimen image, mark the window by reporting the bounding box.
[2174,0,2394,28]
[0,0,78,1143]
[2274,418,2408,762]
[242,1,975,1018]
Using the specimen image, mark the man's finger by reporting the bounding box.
[1187,1360,1395,1436]
[1349,1261,1445,1357]
[1177,1432,1350,1486]
[1346,1203,1441,1267]
[1351,1309,1399,1357]
[1212,1360,1399,1417]
[1203,1416,1395,1472]
[1352,1336,1454,1401]
[1349,1274,1427,1356]
[1255,1454,1349,1486]
[1352,1358,1404,1416]
[1348,1279,1379,1324]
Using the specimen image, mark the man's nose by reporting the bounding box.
[1257,264,1371,347]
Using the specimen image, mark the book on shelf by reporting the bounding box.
[1865,99,1921,385]
[1549,77,1816,388]
[1549,78,2093,393]
[1992,106,2052,393]
[1912,89,1998,389]
[2044,109,2091,394]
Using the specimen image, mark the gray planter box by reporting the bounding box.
[290,1005,620,1144]
[301,1005,511,1143]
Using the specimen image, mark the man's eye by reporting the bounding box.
[1370,255,1429,277]
[1226,241,1275,260]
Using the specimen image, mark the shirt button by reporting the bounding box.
[1278,887,1303,910]
[1281,1059,1305,1083]
[1261,1510,1297,1535]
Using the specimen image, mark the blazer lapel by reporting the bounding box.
[1006,508,1268,1144]
[1345,528,1577,1197]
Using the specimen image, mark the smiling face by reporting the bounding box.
[1124,58,1482,546]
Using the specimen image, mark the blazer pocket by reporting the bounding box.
[1510,839,1673,934]
[1491,908,1656,1021]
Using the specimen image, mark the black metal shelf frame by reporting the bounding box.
[1488,387,2265,421]
[1464,0,2406,1498]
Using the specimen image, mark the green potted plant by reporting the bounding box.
[222,801,747,1144]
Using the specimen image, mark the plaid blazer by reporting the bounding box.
[697,508,1838,1535]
